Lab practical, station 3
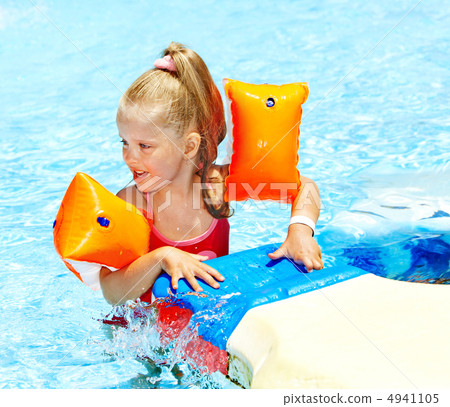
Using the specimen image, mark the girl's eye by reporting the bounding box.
[119,138,128,146]
[139,143,151,149]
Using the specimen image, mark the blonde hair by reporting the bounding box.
[118,42,231,218]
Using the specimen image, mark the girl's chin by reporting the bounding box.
[135,175,170,194]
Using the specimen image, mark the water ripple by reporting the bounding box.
[0,0,448,389]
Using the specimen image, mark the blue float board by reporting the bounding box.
[152,243,366,349]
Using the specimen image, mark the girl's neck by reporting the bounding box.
[148,172,204,212]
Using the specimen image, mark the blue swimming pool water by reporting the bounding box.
[0,0,448,389]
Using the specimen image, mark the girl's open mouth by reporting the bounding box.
[133,170,150,184]
[133,171,169,193]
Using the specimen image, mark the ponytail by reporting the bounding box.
[161,42,231,218]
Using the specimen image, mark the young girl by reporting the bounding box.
[100,42,323,305]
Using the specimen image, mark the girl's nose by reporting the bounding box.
[123,146,139,166]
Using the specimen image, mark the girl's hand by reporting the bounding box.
[268,224,324,272]
[158,246,225,292]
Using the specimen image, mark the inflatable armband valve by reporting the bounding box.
[53,173,151,291]
[223,79,309,203]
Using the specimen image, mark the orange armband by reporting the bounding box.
[223,79,308,203]
[53,173,151,290]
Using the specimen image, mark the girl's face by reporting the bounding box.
[117,112,187,194]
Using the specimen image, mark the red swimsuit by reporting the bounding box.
[139,195,230,302]
[149,217,230,259]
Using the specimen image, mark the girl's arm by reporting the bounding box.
[99,247,166,305]
[100,186,224,305]
[268,176,324,272]
[208,166,322,270]
[100,246,223,305]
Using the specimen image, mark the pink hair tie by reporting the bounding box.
[153,55,177,72]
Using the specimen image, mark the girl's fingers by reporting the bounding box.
[184,273,203,292]
[171,273,180,290]
[303,258,314,273]
[200,264,224,281]
[188,257,224,283]
[188,254,225,281]
[188,253,209,261]
[313,259,324,270]
[196,270,220,289]
[268,247,286,260]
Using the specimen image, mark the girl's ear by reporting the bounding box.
[184,132,201,159]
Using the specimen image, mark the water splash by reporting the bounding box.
[98,295,237,389]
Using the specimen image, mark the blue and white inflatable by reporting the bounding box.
[153,243,450,388]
